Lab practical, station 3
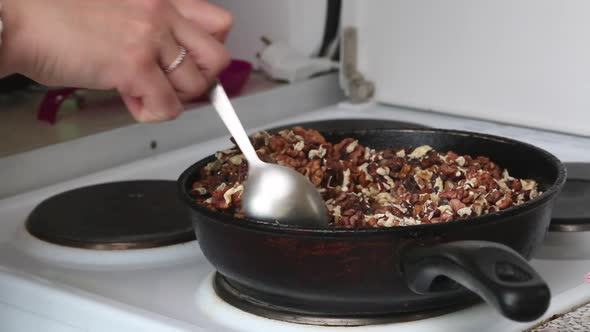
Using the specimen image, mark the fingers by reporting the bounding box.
[117,0,231,122]
[120,63,183,123]
[169,0,233,42]
[159,34,209,102]
[172,15,231,85]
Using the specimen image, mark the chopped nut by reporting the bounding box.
[408,145,433,159]
[401,217,420,226]
[194,128,540,228]
[376,166,390,176]
[465,177,479,188]
[364,148,373,160]
[415,168,440,181]
[361,185,380,197]
[308,145,327,159]
[193,187,207,195]
[346,140,359,153]
[222,147,236,153]
[374,192,395,205]
[393,204,408,214]
[433,177,444,192]
[450,198,466,212]
[430,192,440,203]
[455,156,466,166]
[495,194,513,210]
[358,163,373,182]
[495,179,511,194]
[293,141,305,151]
[383,217,395,227]
[229,155,244,165]
[414,168,434,189]
[342,168,351,192]
[375,212,396,227]
[223,185,244,205]
[383,175,396,189]
[438,205,453,213]
[204,159,223,172]
[457,207,472,217]
[521,179,537,191]
[332,205,342,222]
[472,204,483,216]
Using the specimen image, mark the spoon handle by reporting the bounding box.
[209,82,262,165]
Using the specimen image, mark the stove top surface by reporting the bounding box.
[2,104,590,332]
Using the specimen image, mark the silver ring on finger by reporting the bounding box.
[163,46,188,74]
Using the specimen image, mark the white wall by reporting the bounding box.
[342,0,590,136]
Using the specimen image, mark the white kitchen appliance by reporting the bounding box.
[2,0,590,331]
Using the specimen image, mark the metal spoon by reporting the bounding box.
[209,83,329,227]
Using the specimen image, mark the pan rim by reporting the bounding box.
[178,128,567,237]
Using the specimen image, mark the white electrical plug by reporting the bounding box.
[257,39,338,83]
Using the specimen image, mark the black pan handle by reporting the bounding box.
[403,240,550,322]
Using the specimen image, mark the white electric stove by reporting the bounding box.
[2,0,590,329]
[1,99,590,332]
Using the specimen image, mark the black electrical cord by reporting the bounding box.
[317,0,341,58]
[331,39,340,61]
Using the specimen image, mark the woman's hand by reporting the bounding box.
[0,0,233,122]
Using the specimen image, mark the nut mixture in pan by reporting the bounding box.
[191,127,541,228]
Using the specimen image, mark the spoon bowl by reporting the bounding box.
[242,163,329,226]
[209,83,329,227]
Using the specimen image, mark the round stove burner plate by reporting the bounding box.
[26,180,195,249]
[213,273,474,327]
[550,163,590,232]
